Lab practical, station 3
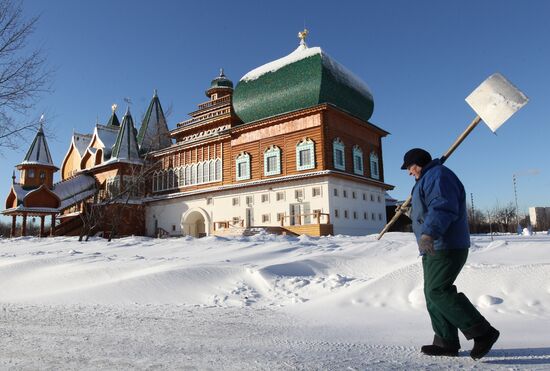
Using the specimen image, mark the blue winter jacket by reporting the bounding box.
[410,159,470,252]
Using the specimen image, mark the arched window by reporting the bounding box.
[168,169,175,189]
[264,145,281,176]
[215,159,222,181]
[296,138,315,171]
[162,170,168,190]
[353,145,364,175]
[333,138,345,171]
[370,152,380,180]
[197,163,203,184]
[209,160,216,182]
[236,152,251,181]
[152,171,159,192]
[178,167,185,187]
[191,164,197,185]
[185,166,191,186]
[203,162,209,183]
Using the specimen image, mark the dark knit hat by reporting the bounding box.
[401,148,432,170]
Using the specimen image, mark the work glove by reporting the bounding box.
[419,234,435,256]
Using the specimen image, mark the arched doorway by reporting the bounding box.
[181,207,210,238]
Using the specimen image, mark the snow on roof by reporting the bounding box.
[58,189,96,211]
[73,133,93,157]
[53,174,96,202]
[94,124,119,151]
[240,44,373,100]
[241,44,320,82]
[11,184,29,202]
[320,49,373,101]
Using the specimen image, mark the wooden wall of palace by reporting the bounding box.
[99,204,145,236]
[152,106,386,196]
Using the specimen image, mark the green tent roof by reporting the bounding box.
[233,45,374,124]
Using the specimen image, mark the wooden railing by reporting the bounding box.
[156,227,170,239]
[281,211,331,226]
[197,95,231,110]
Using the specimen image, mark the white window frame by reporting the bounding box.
[312,187,321,197]
[296,138,315,171]
[264,145,281,176]
[353,145,364,175]
[246,195,254,206]
[333,138,345,171]
[370,152,380,180]
[236,152,251,181]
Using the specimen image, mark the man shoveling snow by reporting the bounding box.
[402,148,500,360]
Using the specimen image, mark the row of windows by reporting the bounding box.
[334,209,384,221]
[236,138,315,181]
[228,210,383,223]
[333,188,383,202]
[152,159,222,192]
[333,138,380,179]
[230,188,322,206]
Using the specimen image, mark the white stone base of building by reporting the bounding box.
[145,176,387,237]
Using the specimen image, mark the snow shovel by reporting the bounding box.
[377,73,529,240]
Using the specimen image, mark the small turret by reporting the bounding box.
[16,117,58,189]
[206,68,233,99]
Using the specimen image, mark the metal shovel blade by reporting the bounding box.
[465,73,529,132]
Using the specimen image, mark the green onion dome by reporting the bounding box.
[232,43,374,124]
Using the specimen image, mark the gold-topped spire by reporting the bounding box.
[298,28,309,46]
[112,103,118,113]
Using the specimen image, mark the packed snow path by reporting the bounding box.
[1,304,549,370]
[1,233,549,369]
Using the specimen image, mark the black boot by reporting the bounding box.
[470,326,500,360]
[421,345,459,357]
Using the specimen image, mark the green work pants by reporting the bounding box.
[422,249,489,349]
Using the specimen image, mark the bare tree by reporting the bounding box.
[492,202,517,233]
[0,0,51,151]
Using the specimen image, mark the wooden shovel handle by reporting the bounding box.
[377,115,482,240]
[377,195,412,240]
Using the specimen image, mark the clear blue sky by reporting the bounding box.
[3,0,549,221]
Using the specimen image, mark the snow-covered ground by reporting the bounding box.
[1,232,549,370]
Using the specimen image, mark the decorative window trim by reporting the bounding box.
[333,138,345,171]
[264,145,281,176]
[236,152,251,181]
[370,152,380,180]
[296,138,315,171]
[353,145,364,175]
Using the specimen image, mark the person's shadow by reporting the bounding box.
[478,348,550,365]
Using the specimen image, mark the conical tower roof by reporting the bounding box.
[106,104,121,127]
[137,90,171,153]
[18,121,58,169]
[111,107,141,162]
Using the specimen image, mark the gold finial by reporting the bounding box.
[112,103,118,113]
[298,28,309,46]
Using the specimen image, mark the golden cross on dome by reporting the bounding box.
[298,29,309,45]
